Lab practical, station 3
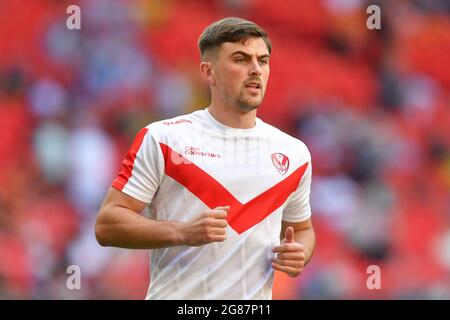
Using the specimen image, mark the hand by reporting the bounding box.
[178,206,229,246]
[271,226,305,277]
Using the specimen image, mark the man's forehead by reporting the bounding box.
[220,38,270,56]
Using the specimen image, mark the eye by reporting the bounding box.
[235,58,246,63]
[260,59,269,65]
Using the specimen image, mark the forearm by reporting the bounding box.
[294,227,315,265]
[95,205,183,249]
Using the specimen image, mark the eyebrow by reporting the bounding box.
[231,50,270,59]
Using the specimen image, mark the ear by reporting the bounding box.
[200,61,216,86]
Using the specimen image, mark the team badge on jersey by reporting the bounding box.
[271,153,290,175]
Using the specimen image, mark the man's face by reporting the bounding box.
[211,37,270,112]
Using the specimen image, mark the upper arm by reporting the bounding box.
[95,187,150,247]
[100,187,148,215]
[111,126,165,204]
[283,144,312,223]
[282,161,312,222]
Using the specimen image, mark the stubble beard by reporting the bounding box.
[233,88,264,112]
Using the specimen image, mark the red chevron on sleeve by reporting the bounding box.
[112,128,149,191]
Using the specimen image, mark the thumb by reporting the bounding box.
[214,206,230,212]
[285,227,295,243]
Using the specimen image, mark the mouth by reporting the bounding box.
[245,82,262,93]
[245,82,262,89]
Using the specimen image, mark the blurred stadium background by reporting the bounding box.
[0,0,449,299]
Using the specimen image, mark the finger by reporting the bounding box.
[271,262,301,277]
[276,252,305,261]
[272,242,304,253]
[213,206,230,216]
[272,258,303,268]
[210,219,228,228]
[214,206,230,211]
[285,226,295,243]
[209,234,227,243]
[209,227,227,235]
[209,206,230,219]
[208,208,229,219]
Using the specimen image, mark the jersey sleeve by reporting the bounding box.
[282,152,312,223]
[111,127,164,204]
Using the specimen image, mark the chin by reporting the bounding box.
[235,96,262,111]
[236,103,260,112]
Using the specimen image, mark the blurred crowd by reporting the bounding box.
[0,0,449,299]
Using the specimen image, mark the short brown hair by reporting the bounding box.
[198,17,272,59]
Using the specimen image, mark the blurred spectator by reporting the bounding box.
[66,113,117,216]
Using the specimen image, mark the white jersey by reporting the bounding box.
[112,108,312,300]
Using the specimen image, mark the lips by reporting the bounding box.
[245,82,262,90]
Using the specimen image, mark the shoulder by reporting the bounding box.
[143,111,200,140]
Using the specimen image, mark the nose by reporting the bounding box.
[249,58,262,77]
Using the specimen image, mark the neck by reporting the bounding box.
[207,102,257,129]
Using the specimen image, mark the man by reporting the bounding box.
[95,17,315,300]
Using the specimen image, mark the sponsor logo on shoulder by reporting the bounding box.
[271,153,289,175]
[163,119,192,125]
